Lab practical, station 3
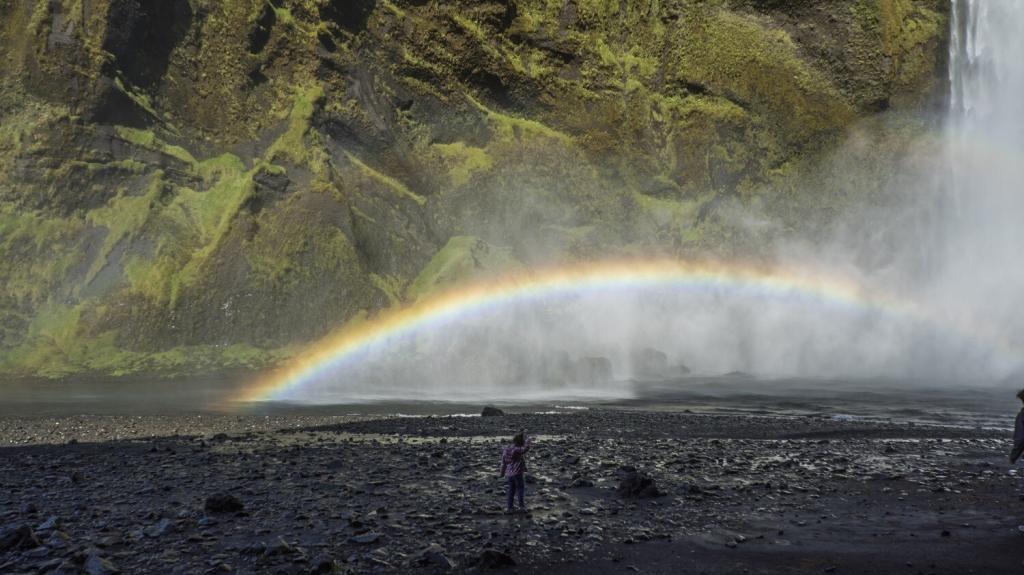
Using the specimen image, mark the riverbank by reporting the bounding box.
[1,409,1021,574]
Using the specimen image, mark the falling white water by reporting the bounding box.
[936,0,1024,377]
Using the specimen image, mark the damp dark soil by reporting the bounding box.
[1,409,1021,574]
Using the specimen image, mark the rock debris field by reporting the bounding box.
[1,409,1022,574]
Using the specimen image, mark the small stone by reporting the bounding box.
[84,553,119,575]
[241,542,267,555]
[51,560,80,575]
[37,516,61,532]
[197,516,218,527]
[412,543,455,570]
[310,557,340,574]
[23,545,52,559]
[145,518,173,538]
[204,493,244,514]
[36,558,63,572]
[45,530,70,549]
[267,537,294,555]
[348,532,381,544]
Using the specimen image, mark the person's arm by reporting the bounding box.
[1011,440,1024,464]
[499,450,506,476]
[1011,411,1024,463]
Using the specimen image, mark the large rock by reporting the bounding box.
[617,467,662,498]
[481,406,505,417]
[630,347,669,379]
[0,523,41,552]
[477,549,516,570]
[575,357,613,385]
[204,493,244,514]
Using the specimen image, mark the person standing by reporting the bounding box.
[1010,390,1024,464]
[500,431,531,513]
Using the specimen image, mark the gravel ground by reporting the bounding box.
[1,409,1021,574]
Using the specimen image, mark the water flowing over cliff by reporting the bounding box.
[936,0,1024,376]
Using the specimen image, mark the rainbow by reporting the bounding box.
[232,257,957,405]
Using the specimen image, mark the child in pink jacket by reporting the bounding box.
[499,431,530,512]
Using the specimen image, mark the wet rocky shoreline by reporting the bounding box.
[1,409,1021,574]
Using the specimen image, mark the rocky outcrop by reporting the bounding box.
[0,0,950,378]
[630,347,670,379]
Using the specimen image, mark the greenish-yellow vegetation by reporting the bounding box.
[115,126,197,166]
[344,152,427,206]
[0,207,87,304]
[667,9,853,146]
[431,142,494,187]
[266,85,325,169]
[83,172,164,286]
[406,236,521,301]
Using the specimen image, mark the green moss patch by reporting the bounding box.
[406,236,521,301]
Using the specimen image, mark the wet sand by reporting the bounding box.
[1,407,1022,574]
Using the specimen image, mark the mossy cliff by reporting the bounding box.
[0,0,949,379]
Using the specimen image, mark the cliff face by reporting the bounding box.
[0,0,948,378]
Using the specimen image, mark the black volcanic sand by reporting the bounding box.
[1,410,1022,574]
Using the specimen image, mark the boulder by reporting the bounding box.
[630,347,669,379]
[481,406,505,417]
[538,350,576,385]
[575,357,613,385]
[204,493,244,514]
[412,543,456,570]
[617,468,662,498]
[0,523,41,552]
[477,549,515,570]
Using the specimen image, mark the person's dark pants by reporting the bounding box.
[506,474,525,510]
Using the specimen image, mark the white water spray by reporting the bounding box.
[936,0,1024,377]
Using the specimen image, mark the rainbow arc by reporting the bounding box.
[231,258,1024,405]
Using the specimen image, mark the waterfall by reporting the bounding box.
[940,0,1024,377]
[949,0,1024,134]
